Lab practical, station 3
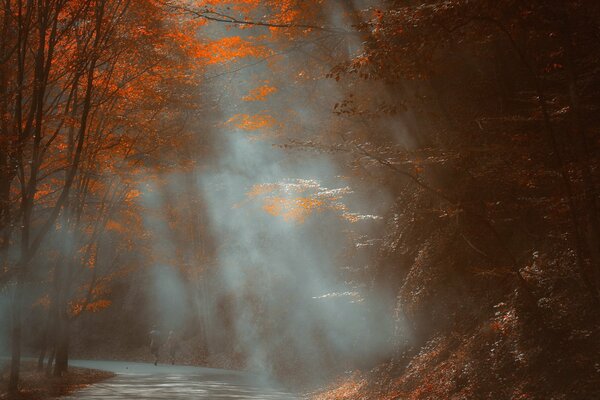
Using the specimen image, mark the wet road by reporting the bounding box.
[63,360,299,399]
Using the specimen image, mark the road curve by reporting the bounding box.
[63,359,299,399]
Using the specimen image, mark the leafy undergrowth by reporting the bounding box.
[312,293,600,400]
[0,361,115,400]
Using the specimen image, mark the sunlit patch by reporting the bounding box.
[312,372,368,400]
[245,179,380,223]
[226,112,278,130]
[262,196,325,222]
[312,291,363,304]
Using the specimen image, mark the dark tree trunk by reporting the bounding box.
[45,342,56,377]
[53,315,69,377]
[37,300,58,371]
[37,344,47,371]
[8,278,24,393]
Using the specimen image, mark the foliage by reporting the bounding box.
[2,0,599,397]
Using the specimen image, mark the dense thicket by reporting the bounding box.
[316,0,600,398]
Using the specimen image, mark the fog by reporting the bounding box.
[0,0,406,386]
[2,1,597,398]
[136,1,401,383]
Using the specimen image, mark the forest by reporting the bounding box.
[0,0,599,399]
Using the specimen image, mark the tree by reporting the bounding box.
[0,0,203,390]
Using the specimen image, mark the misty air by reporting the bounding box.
[0,1,599,399]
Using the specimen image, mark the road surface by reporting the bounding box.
[63,360,299,399]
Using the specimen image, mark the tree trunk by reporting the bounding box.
[53,314,69,377]
[37,343,47,371]
[37,298,58,371]
[8,277,24,393]
[45,347,55,377]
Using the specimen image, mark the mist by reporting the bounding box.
[129,1,403,384]
[6,0,595,398]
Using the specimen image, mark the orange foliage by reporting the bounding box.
[226,113,277,130]
[242,83,278,101]
[69,299,112,316]
[312,373,367,400]
[125,189,142,201]
[195,36,271,64]
[262,196,325,222]
[245,180,381,223]
[85,299,112,312]
[246,183,279,197]
[105,220,127,234]
[33,184,53,201]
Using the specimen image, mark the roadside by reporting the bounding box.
[70,333,246,371]
[0,361,114,400]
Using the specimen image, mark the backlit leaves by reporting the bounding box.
[246,179,381,223]
[226,112,278,130]
[195,36,272,64]
[242,83,278,101]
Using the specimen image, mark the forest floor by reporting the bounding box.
[0,361,114,400]
[309,298,600,400]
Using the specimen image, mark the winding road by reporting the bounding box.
[63,360,299,399]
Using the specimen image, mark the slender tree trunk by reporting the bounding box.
[52,251,69,377]
[0,65,12,252]
[8,276,24,392]
[9,0,52,389]
[45,346,55,376]
[45,293,59,376]
[0,161,11,256]
[53,314,69,376]
[37,337,47,371]
[9,173,34,391]
[37,297,57,370]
